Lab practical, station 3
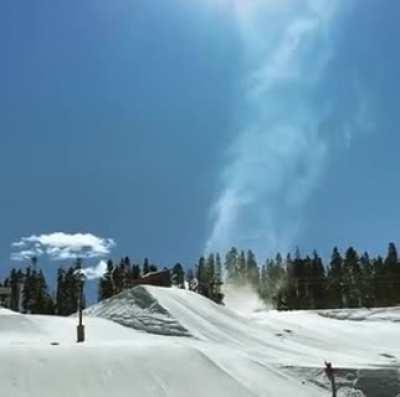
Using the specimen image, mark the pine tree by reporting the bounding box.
[310,250,326,309]
[237,250,247,284]
[171,263,185,289]
[203,253,224,304]
[196,256,208,296]
[22,266,33,313]
[327,247,343,308]
[292,248,307,309]
[98,259,115,301]
[246,250,259,287]
[143,258,150,275]
[258,253,287,309]
[343,247,362,307]
[372,256,386,306]
[284,253,297,310]
[205,254,215,285]
[64,266,76,315]
[31,270,54,314]
[131,263,141,280]
[360,252,374,307]
[112,260,125,294]
[122,257,131,289]
[224,247,238,283]
[9,268,20,312]
[56,267,67,315]
[58,262,86,316]
[384,243,399,304]
[258,258,276,307]
[258,262,268,300]
[212,253,224,304]
[149,264,158,272]
[186,268,195,291]
[11,261,54,315]
[215,253,222,283]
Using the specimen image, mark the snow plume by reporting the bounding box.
[11,232,115,261]
[223,283,267,315]
[206,0,350,256]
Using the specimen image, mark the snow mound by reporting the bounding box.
[84,286,191,336]
[0,306,17,315]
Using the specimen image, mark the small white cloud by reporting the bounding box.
[11,232,115,261]
[12,241,27,249]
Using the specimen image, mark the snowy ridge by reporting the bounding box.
[84,286,191,336]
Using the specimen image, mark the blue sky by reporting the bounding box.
[1,0,400,286]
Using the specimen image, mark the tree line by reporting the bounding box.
[1,257,84,315]
[98,255,224,304]
[1,242,400,314]
[98,257,159,301]
[256,243,400,310]
[178,243,400,310]
[0,256,163,315]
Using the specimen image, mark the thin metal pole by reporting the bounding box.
[77,279,85,343]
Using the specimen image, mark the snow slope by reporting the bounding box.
[1,287,400,396]
[84,286,190,336]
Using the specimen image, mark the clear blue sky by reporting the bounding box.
[1,0,399,285]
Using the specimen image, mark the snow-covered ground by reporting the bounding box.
[317,306,400,322]
[1,286,399,396]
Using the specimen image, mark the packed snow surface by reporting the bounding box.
[317,306,400,322]
[84,286,190,336]
[1,286,399,396]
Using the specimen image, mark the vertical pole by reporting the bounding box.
[324,362,336,397]
[78,284,83,326]
[331,376,337,397]
[77,278,85,343]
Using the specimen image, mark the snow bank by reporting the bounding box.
[0,306,16,315]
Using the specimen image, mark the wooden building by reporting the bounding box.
[131,268,171,288]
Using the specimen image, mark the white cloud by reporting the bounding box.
[11,250,40,261]
[11,232,115,261]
